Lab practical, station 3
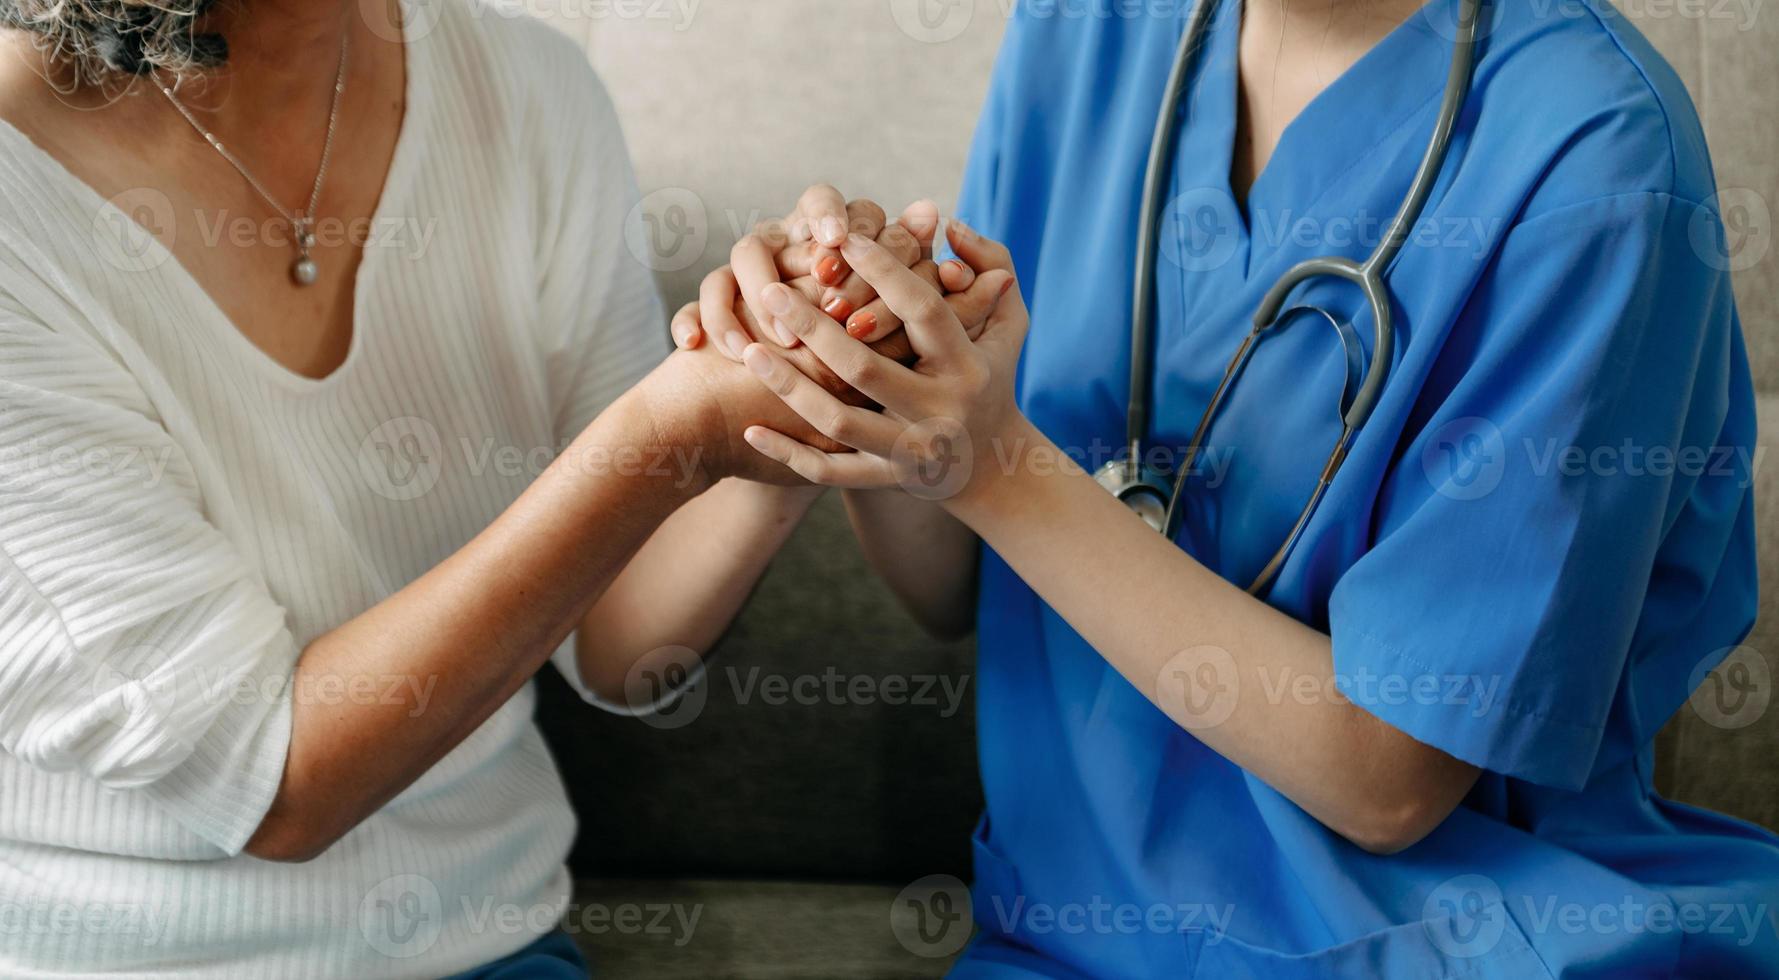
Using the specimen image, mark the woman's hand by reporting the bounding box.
[674,190,958,358]
[735,222,1026,501]
[643,342,840,488]
[670,222,1001,402]
[648,260,993,490]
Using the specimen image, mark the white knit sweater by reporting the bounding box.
[0,2,667,975]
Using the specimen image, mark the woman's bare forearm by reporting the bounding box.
[842,489,979,639]
[246,359,716,862]
[573,479,825,699]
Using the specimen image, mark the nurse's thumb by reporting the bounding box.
[947,220,1016,275]
[946,269,1017,342]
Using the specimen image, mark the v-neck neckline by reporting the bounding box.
[0,0,428,394]
[1190,0,1459,267]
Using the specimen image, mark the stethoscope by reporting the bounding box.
[1093,0,1484,596]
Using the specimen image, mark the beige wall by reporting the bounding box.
[531,0,1006,308]
[536,2,1773,390]
[536,0,1778,825]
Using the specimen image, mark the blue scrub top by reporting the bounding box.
[953,1,1777,977]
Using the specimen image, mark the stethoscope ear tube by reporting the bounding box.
[1126,0,1221,457]
[1118,0,1484,596]
[1367,0,1485,282]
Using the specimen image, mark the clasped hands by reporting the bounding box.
[669,185,1030,503]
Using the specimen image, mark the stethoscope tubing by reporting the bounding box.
[1122,0,1484,589]
[1126,0,1220,462]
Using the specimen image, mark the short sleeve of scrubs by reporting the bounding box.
[1329,190,1758,791]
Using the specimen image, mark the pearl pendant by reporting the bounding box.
[292,256,319,286]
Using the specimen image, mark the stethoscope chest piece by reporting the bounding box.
[1093,458,1173,533]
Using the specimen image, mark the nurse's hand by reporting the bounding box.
[736,222,1026,501]
[672,192,945,358]
[671,277,931,406]
[668,232,1000,409]
[659,259,998,488]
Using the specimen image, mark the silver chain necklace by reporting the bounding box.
[158,25,351,287]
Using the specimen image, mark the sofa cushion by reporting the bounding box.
[568,878,959,979]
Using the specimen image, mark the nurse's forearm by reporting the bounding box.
[245,356,723,863]
[573,479,825,700]
[946,417,1480,855]
[842,489,980,639]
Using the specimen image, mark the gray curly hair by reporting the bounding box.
[0,0,227,87]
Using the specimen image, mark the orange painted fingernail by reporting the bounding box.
[815,256,845,286]
[823,296,854,323]
[847,310,877,339]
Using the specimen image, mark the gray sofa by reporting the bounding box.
[527,3,1779,975]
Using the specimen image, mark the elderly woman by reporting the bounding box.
[0,1,1005,976]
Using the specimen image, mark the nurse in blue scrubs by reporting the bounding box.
[681,0,1778,975]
